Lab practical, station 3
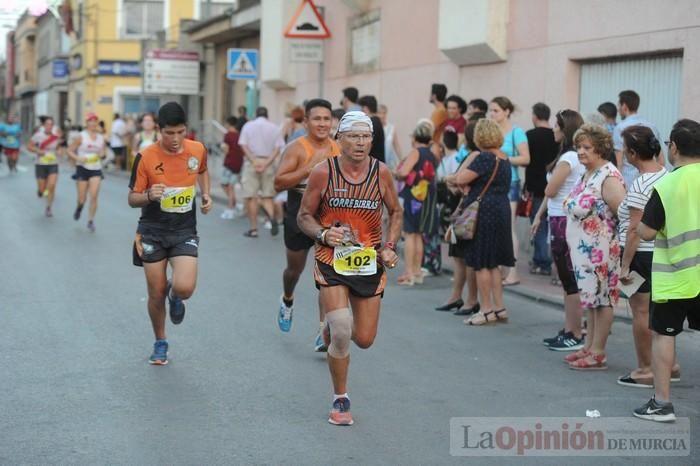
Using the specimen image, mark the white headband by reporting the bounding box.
[337,111,373,133]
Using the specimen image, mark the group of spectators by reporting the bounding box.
[403,85,697,421]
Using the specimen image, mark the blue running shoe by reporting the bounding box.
[149,340,168,365]
[314,331,327,352]
[278,295,293,332]
[166,280,186,325]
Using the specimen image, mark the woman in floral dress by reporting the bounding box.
[564,124,626,370]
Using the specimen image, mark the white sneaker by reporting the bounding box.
[264,220,272,230]
[220,209,234,219]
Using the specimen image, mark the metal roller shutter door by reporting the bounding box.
[579,55,682,145]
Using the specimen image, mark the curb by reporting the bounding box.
[440,263,634,323]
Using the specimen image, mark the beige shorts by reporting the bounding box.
[241,158,276,198]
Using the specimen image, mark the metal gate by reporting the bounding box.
[579,54,683,143]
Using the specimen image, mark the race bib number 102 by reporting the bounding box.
[333,246,377,276]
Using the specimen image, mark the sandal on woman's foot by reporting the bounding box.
[465,311,497,326]
[563,349,590,364]
[243,229,258,238]
[569,353,607,370]
[494,309,509,322]
[413,274,424,285]
[397,276,415,286]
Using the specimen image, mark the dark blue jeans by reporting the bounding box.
[529,196,551,271]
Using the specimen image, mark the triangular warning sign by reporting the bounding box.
[283,0,331,39]
[231,53,253,74]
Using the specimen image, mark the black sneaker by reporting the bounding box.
[270,219,279,236]
[633,397,676,422]
[73,204,84,221]
[543,328,565,346]
[548,332,584,352]
[166,280,186,325]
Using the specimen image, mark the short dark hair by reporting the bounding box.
[442,129,458,151]
[305,98,332,116]
[237,105,247,114]
[342,87,359,103]
[669,118,700,158]
[532,102,551,121]
[158,102,186,128]
[256,107,268,118]
[431,83,447,102]
[597,102,617,120]
[619,90,640,112]
[358,95,378,114]
[468,99,488,113]
[331,108,345,120]
[226,116,238,126]
[445,95,467,115]
[113,113,120,119]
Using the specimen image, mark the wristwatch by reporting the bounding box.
[315,228,328,244]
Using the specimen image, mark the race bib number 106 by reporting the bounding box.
[160,186,195,213]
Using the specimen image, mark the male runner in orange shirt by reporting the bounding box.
[274,99,340,349]
[128,102,212,365]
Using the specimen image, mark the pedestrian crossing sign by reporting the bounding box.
[227,48,258,80]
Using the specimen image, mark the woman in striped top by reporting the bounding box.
[616,125,679,388]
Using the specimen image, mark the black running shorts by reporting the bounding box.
[283,214,314,251]
[73,166,103,181]
[133,232,199,266]
[35,164,58,179]
[313,260,386,298]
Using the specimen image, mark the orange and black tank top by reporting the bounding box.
[315,157,383,265]
[287,136,341,216]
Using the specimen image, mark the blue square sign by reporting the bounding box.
[227,48,258,80]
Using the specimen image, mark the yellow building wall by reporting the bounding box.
[67,0,197,130]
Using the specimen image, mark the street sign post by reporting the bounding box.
[143,50,200,95]
[227,48,258,80]
[283,0,331,39]
[283,0,331,97]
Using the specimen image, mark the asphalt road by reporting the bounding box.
[1,161,698,465]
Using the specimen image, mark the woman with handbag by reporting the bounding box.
[439,123,481,315]
[394,120,439,286]
[451,119,515,325]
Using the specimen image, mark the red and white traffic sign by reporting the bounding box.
[283,0,331,39]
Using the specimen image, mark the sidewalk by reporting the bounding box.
[440,217,634,322]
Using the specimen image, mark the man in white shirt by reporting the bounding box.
[110,113,128,170]
[239,106,284,237]
[613,90,665,187]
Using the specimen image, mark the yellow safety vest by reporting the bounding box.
[651,163,700,302]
